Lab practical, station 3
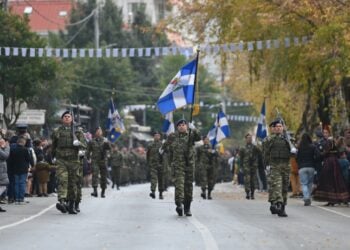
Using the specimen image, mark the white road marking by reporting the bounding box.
[188,216,219,250]
[315,205,350,219]
[0,204,55,231]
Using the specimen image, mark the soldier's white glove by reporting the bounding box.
[188,122,196,130]
[78,150,85,157]
[103,137,108,143]
[73,140,80,146]
[159,147,164,155]
[52,158,56,164]
[211,149,216,153]
[162,139,166,144]
[290,147,297,154]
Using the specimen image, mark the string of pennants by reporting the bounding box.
[0,36,309,59]
[124,101,253,112]
[210,113,259,123]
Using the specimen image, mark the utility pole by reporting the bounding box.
[94,0,100,50]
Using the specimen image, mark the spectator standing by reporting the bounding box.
[313,128,350,205]
[8,137,34,204]
[296,133,319,206]
[0,137,10,212]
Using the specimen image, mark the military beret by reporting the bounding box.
[153,130,161,136]
[269,119,282,127]
[61,110,72,119]
[176,119,187,127]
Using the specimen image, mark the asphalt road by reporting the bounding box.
[0,183,349,250]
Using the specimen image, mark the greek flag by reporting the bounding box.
[157,59,197,115]
[208,111,231,148]
[256,100,267,140]
[161,112,175,135]
[107,99,125,143]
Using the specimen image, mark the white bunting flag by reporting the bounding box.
[46,48,52,57]
[122,48,127,57]
[13,47,19,56]
[137,48,143,57]
[96,49,102,58]
[30,48,35,57]
[273,39,280,48]
[112,48,118,57]
[55,48,61,57]
[21,48,27,57]
[105,48,111,57]
[63,49,69,58]
[266,40,271,49]
[79,49,85,58]
[129,48,135,57]
[38,48,43,57]
[247,42,254,51]
[88,49,94,58]
[162,47,169,56]
[154,47,160,56]
[71,49,77,58]
[5,47,10,56]
[145,48,151,56]
[257,41,263,50]
[284,37,290,47]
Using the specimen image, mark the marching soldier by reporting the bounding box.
[109,144,123,190]
[86,127,111,198]
[160,119,201,216]
[197,136,218,200]
[263,120,292,217]
[240,133,260,200]
[146,131,164,199]
[51,111,87,214]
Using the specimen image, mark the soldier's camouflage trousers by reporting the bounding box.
[91,161,107,189]
[150,164,164,193]
[111,166,121,187]
[56,158,80,202]
[174,166,194,205]
[267,160,290,205]
[73,161,83,202]
[201,166,215,191]
[243,166,257,193]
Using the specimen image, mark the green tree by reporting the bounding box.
[0,11,59,129]
[175,0,350,135]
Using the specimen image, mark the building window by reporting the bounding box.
[24,6,33,15]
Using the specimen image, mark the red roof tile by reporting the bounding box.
[8,0,73,34]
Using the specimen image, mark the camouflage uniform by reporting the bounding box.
[86,137,111,196]
[162,129,201,215]
[51,125,86,212]
[197,143,217,199]
[146,140,164,198]
[240,143,260,199]
[109,150,123,189]
[263,134,290,214]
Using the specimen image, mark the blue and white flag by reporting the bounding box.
[256,100,267,140]
[157,59,197,115]
[107,99,125,143]
[208,111,231,148]
[161,112,175,135]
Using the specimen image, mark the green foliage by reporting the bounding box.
[0,11,60,128]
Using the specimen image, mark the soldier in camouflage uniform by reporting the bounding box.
[240,133,260,200]
[146,131,164,199]
[109,144,123,190]
[86,127,111,198]
[161,119,201,216]
[51,111,87,214]
[197,136,218,200]
[263,120,291,217]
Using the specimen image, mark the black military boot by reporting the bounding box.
[117,185,120,190]
[159,192,164,200]
[112,184,115,189]
[278,204,288,217]
[207,190,212,200]
[201,188,206,199]
[250,190,255,200]
[67,201,77,214]
[74,201,80,213]
[269,203,278,215]
[56,199,67,214]
[184,201,192,217]
[91,187,98,197]
[246,191,250,200]
[101,188,106,198]
[175,202,183,216]
[149,191,155,199]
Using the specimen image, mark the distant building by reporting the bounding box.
[114,0,167,25]
[8,0,73,36]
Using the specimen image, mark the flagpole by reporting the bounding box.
[189,46,200,126]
